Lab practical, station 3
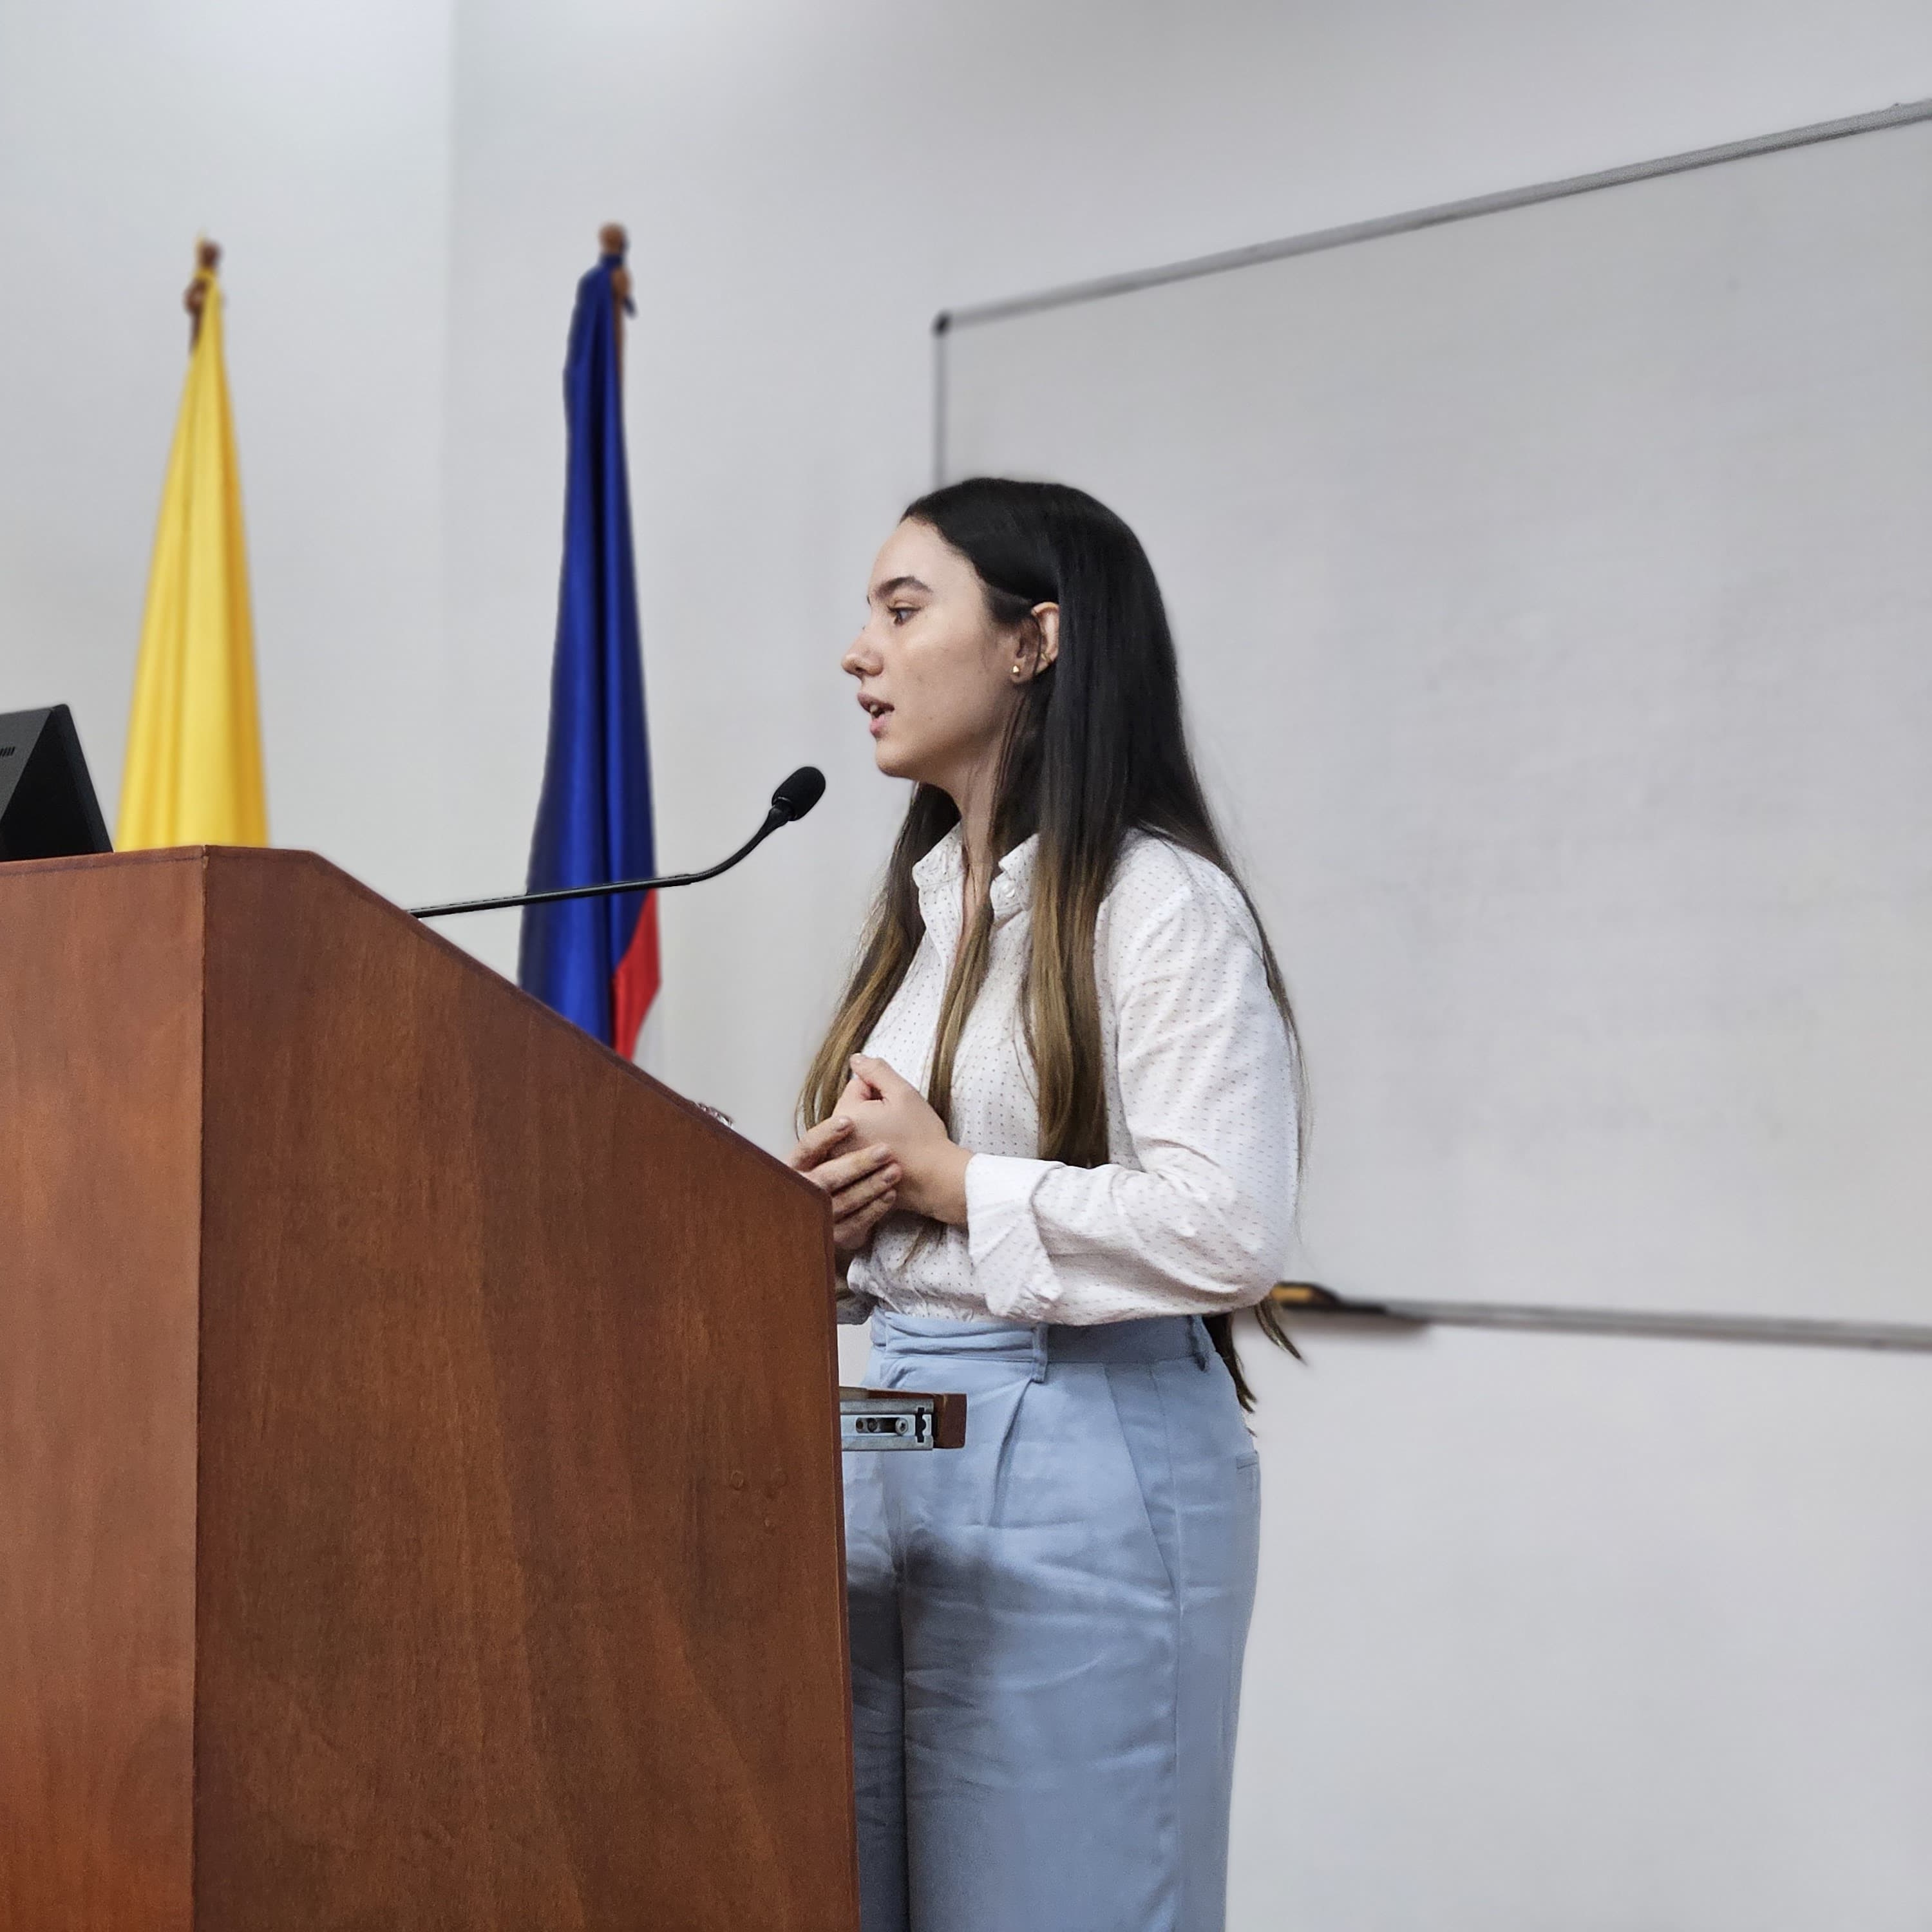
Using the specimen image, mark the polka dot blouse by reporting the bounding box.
[844,825,1300,1326]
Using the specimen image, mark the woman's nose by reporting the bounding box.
[842,633,878,677]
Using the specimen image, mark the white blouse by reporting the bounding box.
[842,826,1300,1326]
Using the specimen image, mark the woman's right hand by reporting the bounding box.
[787,1115,902,1255]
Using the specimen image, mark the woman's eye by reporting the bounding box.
[889,606,915,625]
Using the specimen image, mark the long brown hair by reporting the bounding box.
[802,478,1303,1405]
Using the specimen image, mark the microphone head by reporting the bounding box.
[770,766,826,824]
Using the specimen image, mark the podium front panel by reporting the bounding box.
[1,851,206,1932]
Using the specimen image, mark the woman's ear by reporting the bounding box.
[1027,602,1061,676]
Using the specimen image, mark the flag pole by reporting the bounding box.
[184,238,220,346]
[600,222,632,375]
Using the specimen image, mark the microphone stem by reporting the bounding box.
[410,811,784,920]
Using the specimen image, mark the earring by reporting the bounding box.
[1012,664,1023,677]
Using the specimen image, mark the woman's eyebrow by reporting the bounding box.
[869,574,931,603]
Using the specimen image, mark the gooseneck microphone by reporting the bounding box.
[410,766,826,920]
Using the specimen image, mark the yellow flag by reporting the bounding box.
[118,249,267,849]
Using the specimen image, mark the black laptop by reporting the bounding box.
[0,706,113,861]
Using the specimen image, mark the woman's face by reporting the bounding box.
[842,518,1038,797]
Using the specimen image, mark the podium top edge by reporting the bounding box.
[0,848,386,914]
[0,845,837,1222]
[0,844,315,873]
[3,846,415,907]
[0,844,209,876]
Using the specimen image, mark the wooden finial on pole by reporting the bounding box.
[185,238,221,348]
[600,223,632,374]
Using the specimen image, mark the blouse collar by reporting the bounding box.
[912,827,1041,936]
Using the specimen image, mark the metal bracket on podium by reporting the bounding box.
[838,1387,967,1452]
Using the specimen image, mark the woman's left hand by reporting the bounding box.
[837,1054,972,1227]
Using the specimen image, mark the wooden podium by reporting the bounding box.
[1,848,860,1930]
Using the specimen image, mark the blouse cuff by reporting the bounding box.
[964,1153,1062,1321]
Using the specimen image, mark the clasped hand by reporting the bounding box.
[786,1054,972,1255]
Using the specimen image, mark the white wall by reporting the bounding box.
[0,0,458,903]
[6,2,1931,1926]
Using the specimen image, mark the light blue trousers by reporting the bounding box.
[845,1313,1262,1932]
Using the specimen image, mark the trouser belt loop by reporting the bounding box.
[1188,1316,1211,1370]
[1030,1323,1050,1383]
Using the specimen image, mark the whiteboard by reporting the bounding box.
[943,113,1932,1324]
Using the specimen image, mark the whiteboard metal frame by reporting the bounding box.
[931,96,1932,485]
[1269,1289,1932,1354]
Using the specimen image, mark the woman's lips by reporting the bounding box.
[867,706,893,738]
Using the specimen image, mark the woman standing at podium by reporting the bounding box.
[788,478,1302,1932]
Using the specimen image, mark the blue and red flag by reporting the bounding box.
[517,242,659,1054]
